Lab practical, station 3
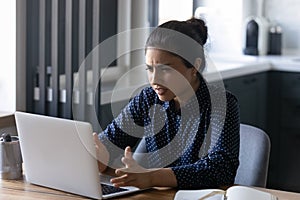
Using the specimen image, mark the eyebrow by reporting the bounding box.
[145,63,172,68]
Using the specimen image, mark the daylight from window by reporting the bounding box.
[158,0,193,25]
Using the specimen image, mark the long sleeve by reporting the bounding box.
[98,87,158,163]
[171,92,240,189]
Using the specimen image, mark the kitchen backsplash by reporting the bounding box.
[265,0,300,50]
[201,0,300,54]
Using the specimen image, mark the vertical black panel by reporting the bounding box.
[85,0,93,60]
[64,0,73,119]
[100,0,117,67]
[71,0,79,72]
[76,0,87,121]
[26,0,39,113]
[91,0,101,132]
[71,0,79,122]
[84,0,93,126]
[57,0,66,117]
[58,0,66,76]
[99,0,117,42]
[48,0,59,117]
[45,0,52,67]
[37,0,46,114]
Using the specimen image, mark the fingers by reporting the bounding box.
[93,132,102,159]
[122,146,135,168]
[111,147,152,188]
[121,156,135,168]
[93,132,102,147]
[110,174,136,187]
[124,146,132,158]
[92,132,109,173]
[115,167,130,176]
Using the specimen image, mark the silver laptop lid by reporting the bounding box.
[15,111,102,199]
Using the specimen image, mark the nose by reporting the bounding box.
[149,68,161,85]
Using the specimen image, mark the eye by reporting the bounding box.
[145,65,153,72]
[160,65,172,72]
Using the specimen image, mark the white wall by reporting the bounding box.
[0,1,16,113]
[265,0,300,49]
[196,0,244,55]
[194,0,300,54]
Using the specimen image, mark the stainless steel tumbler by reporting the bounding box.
[0,133,23,179]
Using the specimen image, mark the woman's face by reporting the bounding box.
[145,48,199,103]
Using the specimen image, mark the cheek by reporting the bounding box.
[147,72,154,83]
[171,71,189,84]
[170,72,194,90]
[164,75,184,91]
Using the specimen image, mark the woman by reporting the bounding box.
[93,18,240,190]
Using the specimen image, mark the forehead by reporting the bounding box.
[145,48,182,64]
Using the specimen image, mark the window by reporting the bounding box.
[194,0,243,54]
[0,0,17,112]
[158,0,193,25]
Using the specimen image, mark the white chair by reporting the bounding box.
[234,124,271,187]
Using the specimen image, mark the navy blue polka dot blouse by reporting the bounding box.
[99,77,240,189]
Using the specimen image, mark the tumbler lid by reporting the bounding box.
[0,133,12,142]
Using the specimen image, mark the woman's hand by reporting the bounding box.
[110,146,178,189]
[93,132,109,173]
[110,146,154,189]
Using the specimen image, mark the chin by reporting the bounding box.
[157,94,174,102]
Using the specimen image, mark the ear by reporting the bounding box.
[193,58,202,73]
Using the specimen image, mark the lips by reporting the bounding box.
[154,87,168,95]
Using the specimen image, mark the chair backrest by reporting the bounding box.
[234,124,271,187]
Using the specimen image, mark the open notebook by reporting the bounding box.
[15,111,143,199]
[174,185,278,200]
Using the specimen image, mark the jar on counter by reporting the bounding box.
[0,133,23,180]
[268,24,282,55]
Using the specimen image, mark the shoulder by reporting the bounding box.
[225,90,238,107]
[223,91,240,124]
[201,82,239,120]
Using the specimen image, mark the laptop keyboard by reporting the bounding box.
[101,183,128,195]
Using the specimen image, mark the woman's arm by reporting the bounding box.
[98,87,156,166]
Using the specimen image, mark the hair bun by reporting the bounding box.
[186,18,208,45]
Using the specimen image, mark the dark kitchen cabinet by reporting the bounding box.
[265,71,281,190]
[229,71,300,192]
[222,71,299,192]
[223,72,268,131]
[269,71,300,192]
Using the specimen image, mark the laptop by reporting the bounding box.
[14,111,142,199]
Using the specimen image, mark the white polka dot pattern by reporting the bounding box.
[99,77,240,189]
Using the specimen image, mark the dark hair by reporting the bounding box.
[145,18,208,78]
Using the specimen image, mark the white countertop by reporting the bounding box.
[101,51,300,104]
